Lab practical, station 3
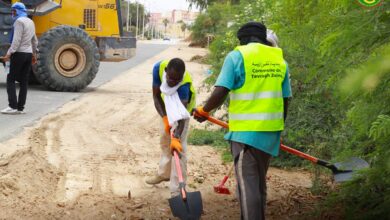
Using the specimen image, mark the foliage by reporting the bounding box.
[188,128,232,162]
[191,0,390,217]
[162,18,169,33]
[187,0,240,11]
[120,0,149,34]
[190,3,235,47]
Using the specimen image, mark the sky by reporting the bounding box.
[127,0,198,13]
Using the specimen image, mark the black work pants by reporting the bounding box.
[231,141,271,220]
[7,52,32,111]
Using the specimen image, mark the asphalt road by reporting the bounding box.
[0,42,170,141]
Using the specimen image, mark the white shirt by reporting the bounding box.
[7,17,38,55]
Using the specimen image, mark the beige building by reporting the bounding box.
[171,10,199,24]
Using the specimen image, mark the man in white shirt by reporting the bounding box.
[1,2,38,114]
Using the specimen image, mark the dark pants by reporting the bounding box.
[7,52,32,111]
[231,141,271,220]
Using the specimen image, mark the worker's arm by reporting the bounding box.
[152,86,167,117]
[194,86,230,122]
[282,62,292,121]
[283,98,289,121]
[203,86,230,112]
[31,34,38,64]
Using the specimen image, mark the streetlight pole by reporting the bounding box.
[142,0,145,39]
[126,0,130,31]
[136,1,139,39]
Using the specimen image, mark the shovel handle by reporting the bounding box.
[173,150,184,183]
[173,150,187,200]
[193,109,229,128]
[280,144,318,163]
[202,116,320,164]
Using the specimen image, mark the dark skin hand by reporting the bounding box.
[152,67,188,138]
[195,86,290,122]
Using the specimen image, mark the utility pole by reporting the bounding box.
[142,0,145,39]
[126,0,130,31]
[136,1,139,39]
[148,2,151,39]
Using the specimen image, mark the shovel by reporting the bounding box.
[168,150,203,219]
[194,112,369,183]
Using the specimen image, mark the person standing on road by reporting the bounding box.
[146,58,196,196]
[1,2,38,115]
[193,22,292,219]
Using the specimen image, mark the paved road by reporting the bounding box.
[0,42,170,141]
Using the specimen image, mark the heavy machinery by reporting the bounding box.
[0,0,136,91]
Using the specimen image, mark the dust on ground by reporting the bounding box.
[0,43,320,219]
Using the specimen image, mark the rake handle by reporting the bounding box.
[218,164,234,186]
[201,115,320,164]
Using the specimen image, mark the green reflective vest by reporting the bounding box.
[229,43,286,131]
[159,60,196,112]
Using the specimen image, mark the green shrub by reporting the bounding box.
[188,128,232,162]
[194,0,390,217]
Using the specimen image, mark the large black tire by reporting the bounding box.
[35,25,100,91]
[28,68,40,85]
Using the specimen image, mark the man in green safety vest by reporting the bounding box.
[146,58,196,197]
[194,22,292,219]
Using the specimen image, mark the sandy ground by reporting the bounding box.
[0,43,319,219]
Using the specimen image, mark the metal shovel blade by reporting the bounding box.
[168,191,203,220]
[333,157,369,182]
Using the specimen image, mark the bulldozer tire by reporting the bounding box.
[35,25,100,91]
[28,69,40,85]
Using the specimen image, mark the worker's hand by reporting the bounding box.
[32,54,37,65]
[170,137,182,154]
[193,106,209,123]
[162,116,171,135]
[0,54,10,62]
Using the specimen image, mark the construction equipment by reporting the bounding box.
[168,150,203,220]
[193,111,370,183]
[0,0,136,91]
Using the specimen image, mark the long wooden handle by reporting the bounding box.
[203,115,320,164]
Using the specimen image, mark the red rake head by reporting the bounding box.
[214,185,231,195]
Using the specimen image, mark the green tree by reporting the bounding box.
[192,0,390,218]
[186,0,240,10]
[120,0,149,33]
[180,22,187,38]
[190,3,233,47]
[163,18,169,33]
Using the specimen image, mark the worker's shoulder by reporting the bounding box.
[16,17,34,26]
[227,50,243,59]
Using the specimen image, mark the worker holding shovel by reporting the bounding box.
[146,58,196,198]
[194,22,292,220]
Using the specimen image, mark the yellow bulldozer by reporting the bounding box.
[0,0,136,91]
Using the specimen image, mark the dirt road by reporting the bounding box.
[0,43,317,219]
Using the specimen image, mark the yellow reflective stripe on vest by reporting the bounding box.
[158,60,196,112]
[229,43,286,131]
[230,91,283,101]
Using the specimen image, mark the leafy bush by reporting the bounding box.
[193,0,390,217]
[188,128,232,162]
